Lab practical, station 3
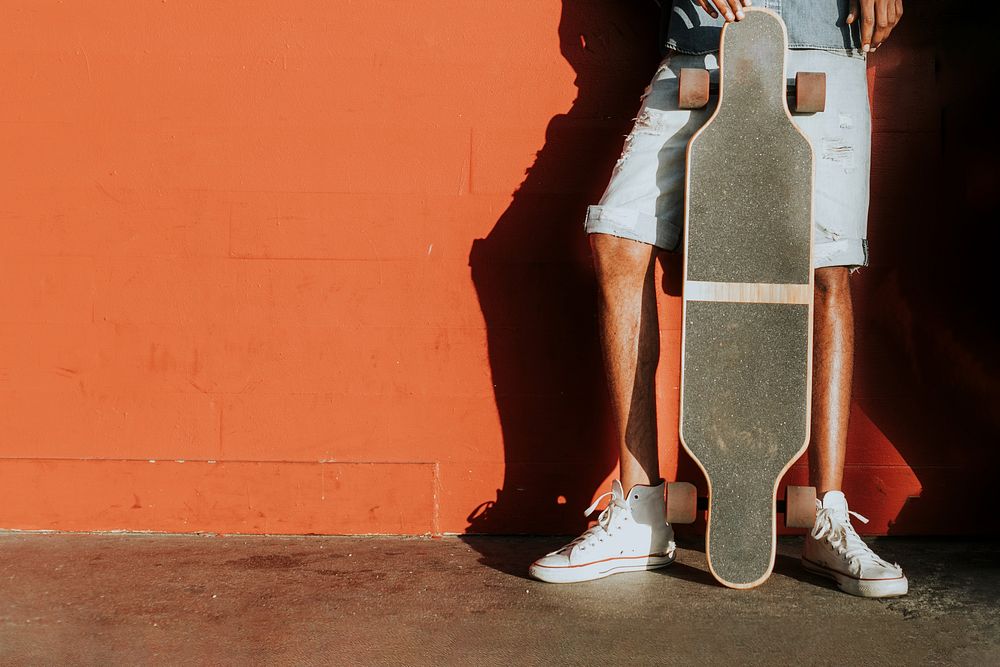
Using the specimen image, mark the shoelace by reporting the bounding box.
[811,506,897,574]
[557,491,629,553]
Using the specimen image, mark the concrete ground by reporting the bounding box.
[0,534,996,666]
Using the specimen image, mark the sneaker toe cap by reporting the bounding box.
[531,552,571,570]
[863,562,905,581]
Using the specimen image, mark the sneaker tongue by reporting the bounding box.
[611,479,625,499]
[821,490,848,513]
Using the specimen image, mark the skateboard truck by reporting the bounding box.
[678,68,827,113]
[666,482,817,529]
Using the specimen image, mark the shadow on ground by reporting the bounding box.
[1,533,997,665]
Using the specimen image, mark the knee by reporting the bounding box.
[814,267,850,302]
[590,233,656,290]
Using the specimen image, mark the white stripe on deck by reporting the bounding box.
[684,280,811,304]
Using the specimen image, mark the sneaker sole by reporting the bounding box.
[802,557,908,598]
[529,552,676,584]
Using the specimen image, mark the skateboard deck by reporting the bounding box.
[679,8,814,589]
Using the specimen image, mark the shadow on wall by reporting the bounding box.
[465,1,1000,543]
[857,3,1000,535]
[466,0,663,536]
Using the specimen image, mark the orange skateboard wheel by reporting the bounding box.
[794,71,826,113]
[784,485,817,528]
[666,482,698,524]
[678,68,710,109]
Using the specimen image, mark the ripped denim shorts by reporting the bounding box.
[584,49,871,269]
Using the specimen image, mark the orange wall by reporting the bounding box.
[1,2,996,536]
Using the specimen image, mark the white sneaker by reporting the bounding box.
[529,480,676,583]
[802,490,909,598]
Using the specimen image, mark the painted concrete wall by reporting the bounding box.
[1,1,995,536]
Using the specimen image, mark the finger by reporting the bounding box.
[873,0,890,46]
[695,0,719,19]
[879,21,898,49]
[875,0,906,51]
[711,0,737,21]
[725,0,746,20]
[876,14,896,50]
[860,0,875,51]
[886,0,904,37]
[847,0,859,24]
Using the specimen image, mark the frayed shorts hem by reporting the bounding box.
[584,205,681,251]
[587,205,869,271]
[585,48,873,272]
[814,237,869,271]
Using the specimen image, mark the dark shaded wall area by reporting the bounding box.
[469,0,999,537]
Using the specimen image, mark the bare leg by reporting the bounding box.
[809,266,854,494]
[590,233,661,490]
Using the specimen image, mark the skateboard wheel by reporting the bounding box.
[794,72,826,113]
[784,485,817,528]
[678,68,710,109]
[666,482,698,524]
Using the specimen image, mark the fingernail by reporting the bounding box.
[736,10,744,19]
[863,44,870,52]
[726,12,734,20]
[744,1,752,6]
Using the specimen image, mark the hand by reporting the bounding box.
[695,0,752,23]
[848,0,903,53]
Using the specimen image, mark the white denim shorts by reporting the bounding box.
[585,49,871,269]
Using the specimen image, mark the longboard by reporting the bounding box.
[674,7,819,589]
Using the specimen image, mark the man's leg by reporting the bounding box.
[804,266,907,597]
[528,233,675,583]
[809,266,853,493]
[590,233,661,490]
[530,47,694,583]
